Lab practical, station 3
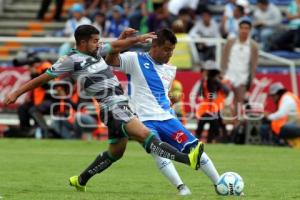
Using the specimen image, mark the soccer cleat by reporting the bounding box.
[177,184,192,196]
[188,142,204,170]
[69,176,86,192]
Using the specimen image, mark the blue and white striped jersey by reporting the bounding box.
[119,51,177,122]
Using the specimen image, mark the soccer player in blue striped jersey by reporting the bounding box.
[106,28,220,195]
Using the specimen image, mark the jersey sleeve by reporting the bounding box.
[119,51,137,74]
[46,56,74,78]
[97,43,112,57]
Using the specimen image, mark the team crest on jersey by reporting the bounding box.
[144,63,150,69]
[171,131,187,144]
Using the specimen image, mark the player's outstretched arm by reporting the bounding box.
[110,31,156,53]
[4,73,54,105]
[106,31,156,67]
[106,28,155,56]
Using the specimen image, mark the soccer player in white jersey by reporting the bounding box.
[4,25,205,193]
[106,28,220,195]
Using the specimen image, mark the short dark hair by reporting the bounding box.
[236,5,245,15]
[201,8,212,15]
[152,28,177,46]
[178,8,190,16]
[74,25,99,45]
[239,17,252,28]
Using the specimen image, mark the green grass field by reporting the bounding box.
[0,139,299,200]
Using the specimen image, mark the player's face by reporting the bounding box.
[87,34,100,57]
[152,41,175,64]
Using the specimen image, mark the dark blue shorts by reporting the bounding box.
[143,118,198,153]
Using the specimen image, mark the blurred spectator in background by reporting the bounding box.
[64,4,91,36]
[37,0,64,21]
[223,0,249,23]
[253,0,282,51]
[128,0,153,33]
[104,5,129,37]
[73,98,107,140]
[221,18,258,123]
[169,19,194,69]
[189,8,220,61]
[0,0,3,15]
[167,0,199,16]
[223,0,237,19]
[58,3,91,55]
[148,1,171,32]
[83,0,106,19]
[195,60,229,143]
[177,8,194,33]
[13,53,55,138]
[260,82,300,145]
[169,80,187,125]
[92,11,106,36]
[50,85,107,140]
[271,0,300,52]
[220,4,245,38]
[48,79,78,139]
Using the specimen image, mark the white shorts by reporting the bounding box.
[225,70,249,87]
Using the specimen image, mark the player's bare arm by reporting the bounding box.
[106,31,157,67]
[4,73,54,105]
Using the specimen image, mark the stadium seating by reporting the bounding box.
[0,0,82,62]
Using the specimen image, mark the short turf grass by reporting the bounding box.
[0,139,299,200]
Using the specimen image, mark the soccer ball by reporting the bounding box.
[216,172,244,196]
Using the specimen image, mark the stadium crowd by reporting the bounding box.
[0,0,300,148]
[43,0,300,54]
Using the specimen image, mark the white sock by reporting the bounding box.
[199,152,220,185]
[152,154,183,188]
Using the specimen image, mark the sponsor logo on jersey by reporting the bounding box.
[171,131,187,144]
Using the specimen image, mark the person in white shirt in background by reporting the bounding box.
[59,3,92,56]
[253,0,282,51]
[224,0,250,18]
[260,82,300,144]
[220,4,246,38]
[92,11,106,36]
[221,17,258,124]
[189,8,221,60]
[270,0,300,51]
[64,3,92,36]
